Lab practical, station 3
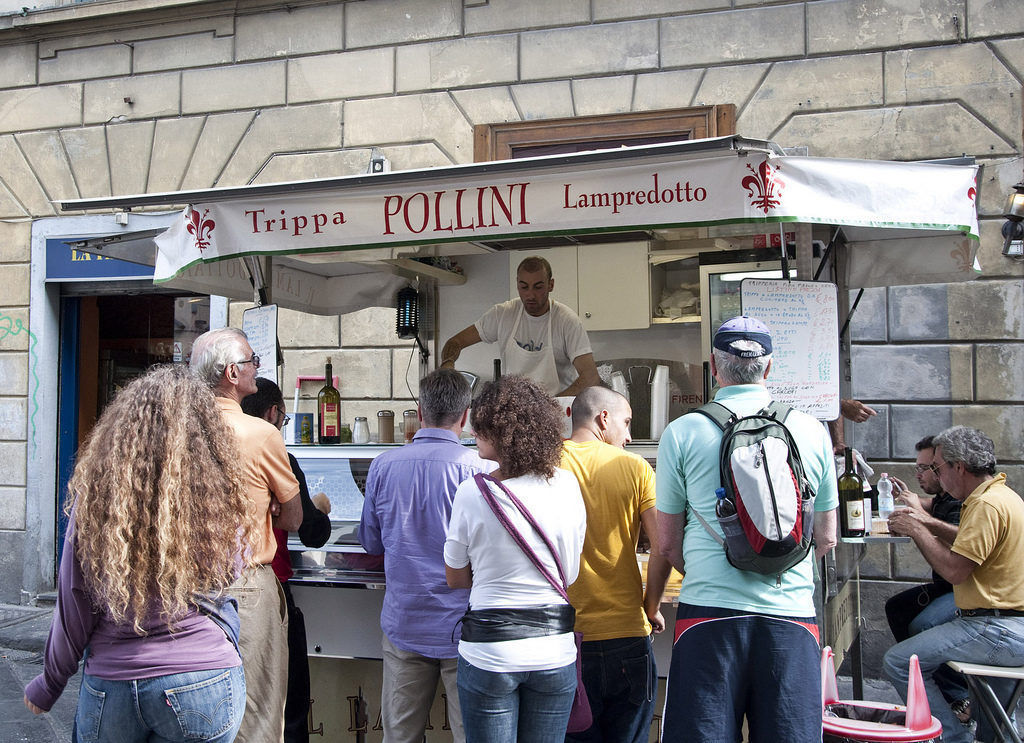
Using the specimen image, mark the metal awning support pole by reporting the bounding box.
[796,223,814,280]
[779,224,791,280]
[813,228,842,282]
[839,288,864,342]
[241,255,271,306]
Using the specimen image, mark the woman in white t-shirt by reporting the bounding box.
[445,376,586,743]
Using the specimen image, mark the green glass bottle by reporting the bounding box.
[317,357,341,445]
[839,446,865,538]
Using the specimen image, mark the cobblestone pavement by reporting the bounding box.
[0,648,79,743]
[0,603,1021,742]
[0,604,78,743]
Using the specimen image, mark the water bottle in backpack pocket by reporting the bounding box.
[714,487,758,566]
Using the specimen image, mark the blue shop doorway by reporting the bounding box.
[52,273,209,567]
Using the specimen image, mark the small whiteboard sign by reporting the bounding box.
[241,304,278,381]
[740,279,839,420]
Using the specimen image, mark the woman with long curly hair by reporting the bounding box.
[444,375,586,742]
[24,364,260,743]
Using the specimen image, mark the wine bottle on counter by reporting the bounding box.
[318,357,341,445]
[839,446,865,538]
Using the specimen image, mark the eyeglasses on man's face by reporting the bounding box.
[236,353,261,369]
[914,463,937,474]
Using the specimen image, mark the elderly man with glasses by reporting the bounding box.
[885,426,1024,743]
[884,435,968,723]
[191,327,302,743]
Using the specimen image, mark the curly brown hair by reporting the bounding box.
[67,364,260,634]
[471,375,564,480]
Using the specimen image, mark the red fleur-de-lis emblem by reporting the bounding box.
[185,208,215,253]
[742,160,785,214]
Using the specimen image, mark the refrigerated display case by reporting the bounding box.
[698,250,796,398]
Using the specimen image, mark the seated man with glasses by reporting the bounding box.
[884,435,968,722]
[885,426,1024,743]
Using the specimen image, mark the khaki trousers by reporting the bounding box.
[233,564,289,743]
[381,634,464,743]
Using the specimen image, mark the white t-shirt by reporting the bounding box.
[475,300,592,391]
[444,468,587,672]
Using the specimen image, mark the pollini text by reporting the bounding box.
[383,183,530,235]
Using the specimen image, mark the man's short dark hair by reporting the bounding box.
[241,376,285,419]
[915,435,936,451]
[419,369,471,428]
[571,385,622,428]
[517,256,552,281]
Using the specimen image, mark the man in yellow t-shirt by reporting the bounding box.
[560,386,673,743]
[885,425,1024,743]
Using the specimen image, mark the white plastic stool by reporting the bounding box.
[945,660,1024,743]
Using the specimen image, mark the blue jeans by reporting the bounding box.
[905,592,970,704]
[883,615,1024,743]
[908,591,958,636]
[75,666,245,743]
[456,657,576,743]
[566,636,655,743]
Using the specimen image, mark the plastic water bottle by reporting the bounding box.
[877,473,895,521]
[715,487,736,517]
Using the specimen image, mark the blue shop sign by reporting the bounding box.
[45,238,154,282]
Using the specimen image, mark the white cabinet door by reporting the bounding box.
[507,246,579,314]
[577,242,650,331]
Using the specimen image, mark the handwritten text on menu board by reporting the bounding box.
[740,279,839,420]
[241,304,279,381]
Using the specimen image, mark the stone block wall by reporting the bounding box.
[847,280,1024,473]
[0,0,1018,653]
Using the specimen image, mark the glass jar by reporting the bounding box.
[377,410,395,444]
[352,417,370,445]
[339,422,353,444]
[403,410,419,442]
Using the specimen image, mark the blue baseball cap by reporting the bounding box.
[713,316,773,357]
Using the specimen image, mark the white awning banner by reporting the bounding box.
[154,150,979,285]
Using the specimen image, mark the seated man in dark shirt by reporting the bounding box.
[243,377,332,743]
[886,435,967,722]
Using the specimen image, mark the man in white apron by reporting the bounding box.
[441,256,600,396]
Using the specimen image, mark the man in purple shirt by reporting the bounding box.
[359,369,489,743]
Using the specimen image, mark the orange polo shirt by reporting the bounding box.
[217,397,300,564]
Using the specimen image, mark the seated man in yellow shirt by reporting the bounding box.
[885,425,1024,743]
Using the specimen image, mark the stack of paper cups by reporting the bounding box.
[650,365,670,441]
[610,371,628,399]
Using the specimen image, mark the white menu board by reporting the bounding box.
[740,279,839,420]
[241,303,278,381]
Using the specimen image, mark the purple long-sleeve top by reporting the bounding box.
[358,428,491,658]
[24,516,240,712]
